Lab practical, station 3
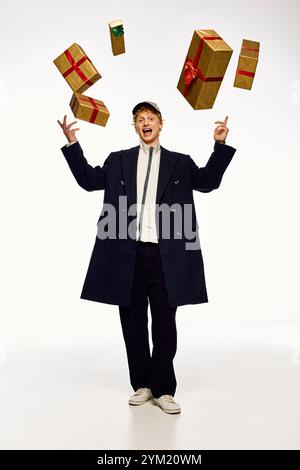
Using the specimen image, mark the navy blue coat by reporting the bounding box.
[61,140,236,307]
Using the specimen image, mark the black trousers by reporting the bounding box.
[119,240,178,399]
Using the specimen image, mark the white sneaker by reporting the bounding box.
[153,394,181,414]
[128,387,153,405]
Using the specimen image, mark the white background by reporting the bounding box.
[0,0,300,450]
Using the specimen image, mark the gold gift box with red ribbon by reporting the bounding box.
[233,39,260,90]
[70,92,110,127]
[53,43,101,93]
[177,29,233,109]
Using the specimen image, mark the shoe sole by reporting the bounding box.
[128,397,153,405]
[152,400,181,414]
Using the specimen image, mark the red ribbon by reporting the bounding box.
[77,95,106,123]
[63,49,94,88]
[237,69,255,77]
[241,46,259,52]
[183,35,224,97]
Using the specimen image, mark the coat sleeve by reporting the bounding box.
[186,141,237,192]
[60,141,114,191]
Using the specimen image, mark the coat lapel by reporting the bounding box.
[121,145,178,209]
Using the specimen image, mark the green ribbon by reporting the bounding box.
[112,25,124,37]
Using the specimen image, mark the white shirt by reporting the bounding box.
[136,138,161,243]
[65,138,161,243]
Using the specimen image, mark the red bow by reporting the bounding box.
[184,59,198,85]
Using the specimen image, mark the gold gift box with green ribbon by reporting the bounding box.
[109,20,125,55]
[177,29,233,109]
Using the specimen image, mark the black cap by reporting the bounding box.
[132,101,162,116]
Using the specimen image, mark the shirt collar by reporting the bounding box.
[139,137,161,154]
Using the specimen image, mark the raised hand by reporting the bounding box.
[57,115,80,143]
[213,115,229,142]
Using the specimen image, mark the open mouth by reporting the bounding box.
[142,128,152,136]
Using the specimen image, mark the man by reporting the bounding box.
[57,101,236,414]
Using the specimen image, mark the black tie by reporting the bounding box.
[137,146,154,241]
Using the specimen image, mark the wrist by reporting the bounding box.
[215,139,226,144]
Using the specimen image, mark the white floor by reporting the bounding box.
[1,328,300,450]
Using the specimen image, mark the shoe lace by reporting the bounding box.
[160,394,176,402]
[135,388,149,395]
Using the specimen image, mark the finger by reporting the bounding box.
[215,116,228,124]
[57,120,62,127]
[72,128,80,132]
[67,121,78,129]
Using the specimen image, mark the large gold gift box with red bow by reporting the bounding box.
[177,29,233,109]
[233,39,260,90]
[70,92,110,127]
[53,43,101,93]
